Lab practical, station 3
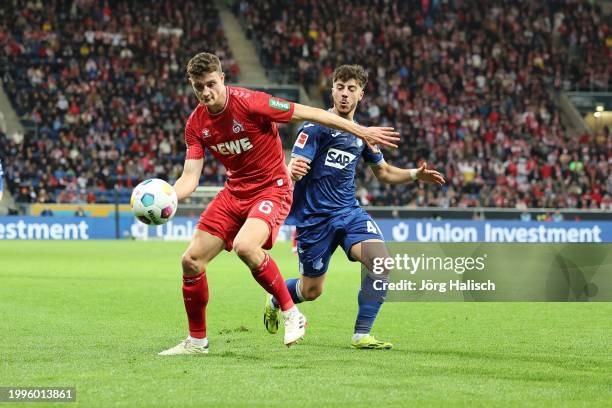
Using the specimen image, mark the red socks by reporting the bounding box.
[182,271,209,338]
[252,254,294,311]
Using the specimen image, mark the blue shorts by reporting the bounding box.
[296,208,384,278]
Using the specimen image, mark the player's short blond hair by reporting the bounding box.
[187,52,222,77]
[332,65,368,88]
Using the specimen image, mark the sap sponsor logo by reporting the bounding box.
[0,220,90,240]
[209,137,253,155]
[324,148,356,169]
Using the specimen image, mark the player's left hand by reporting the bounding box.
[416,162,445,185]
[361,127,400,149]
[288,157,310,181]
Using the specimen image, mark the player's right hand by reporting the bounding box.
[361,126,400,149]
[288,158,310,181]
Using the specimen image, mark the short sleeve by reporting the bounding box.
[249,91,295,124]
[184,121,204,160]
[291,122,319,162]
[362,144,384,165]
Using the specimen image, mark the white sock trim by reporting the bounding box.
[352,333,369,342]
[295,279,305,302]
[188,336,208,347]
[282,305,298,317]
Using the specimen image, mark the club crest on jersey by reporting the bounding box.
[295,132,309,148]
[324,148,356,169]
[232,119,244,134]
[210,137,254,155]
[202,128,210,138]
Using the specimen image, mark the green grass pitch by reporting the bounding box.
[1,240,611,407]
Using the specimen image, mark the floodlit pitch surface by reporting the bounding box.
[1,241,610,407]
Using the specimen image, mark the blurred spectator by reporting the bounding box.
[74,207,86,217]
[1,0,238,204]
[40,208,54,216]
[240,0,611,208]
[1,0,610,210]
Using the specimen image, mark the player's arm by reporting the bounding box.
[176,121,205,200]
[291,104,399,149]
[371,161,446,185]
[174,158,204,200]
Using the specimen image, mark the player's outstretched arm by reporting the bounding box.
[173,158,204,200]
[291,104,400,148]
[372,161,446,185]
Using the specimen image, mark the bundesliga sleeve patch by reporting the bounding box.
[268,98,291,111]
[295,132,309,148]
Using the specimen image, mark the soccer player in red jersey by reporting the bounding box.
[159,52,399,355]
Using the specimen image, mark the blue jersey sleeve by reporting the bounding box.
[362,144,384,165]
[291,122,320,162]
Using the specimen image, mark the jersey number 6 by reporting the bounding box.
[258,200,274,214]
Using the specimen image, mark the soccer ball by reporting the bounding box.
[130,179,178,225]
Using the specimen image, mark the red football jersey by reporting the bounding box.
[184,86,295,198]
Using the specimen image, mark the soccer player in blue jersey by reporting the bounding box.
[263,65,445,349]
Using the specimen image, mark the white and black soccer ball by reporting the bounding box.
[130,179,178,225]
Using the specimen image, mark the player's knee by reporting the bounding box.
[302,286,323,301]
[181,252,204,276]
[233,240,259,262]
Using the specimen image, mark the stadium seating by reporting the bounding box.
[238,0,610,209]
[1,0,237,203]
[1,0,609,209]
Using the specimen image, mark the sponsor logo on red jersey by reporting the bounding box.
[268,98,290,111]
[209,137,254,156]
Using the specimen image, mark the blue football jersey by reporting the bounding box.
[287,121,384,227]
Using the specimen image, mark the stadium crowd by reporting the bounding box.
[238,0,611,209]
[1,0,237,204]
[0,0,610,209]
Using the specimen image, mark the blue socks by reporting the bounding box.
[354,274,386,334]
[271,275,386,335]
[271,278,303,309]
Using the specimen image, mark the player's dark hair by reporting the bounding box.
[332,65,368,88]
[186,52,222,77]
